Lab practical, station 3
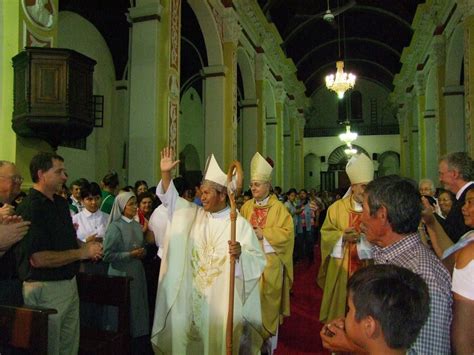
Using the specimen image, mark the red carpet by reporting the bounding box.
[275,246,330,355]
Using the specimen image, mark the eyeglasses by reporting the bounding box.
[249,181,267,188]
[0,175,24,184]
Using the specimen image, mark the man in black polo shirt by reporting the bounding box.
[0,160,30,305]
[16,152,103,355]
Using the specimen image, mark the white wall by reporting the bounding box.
[179,87,205,170]
[307,78,394,129]
[57,11,122,184]
[304,134,400,189]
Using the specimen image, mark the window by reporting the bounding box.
[350,91,363,121]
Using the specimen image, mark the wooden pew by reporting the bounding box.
[76,272,131,355]
[0,304,57,354]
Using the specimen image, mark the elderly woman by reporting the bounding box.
[240,152,294,353]
[103,191,149,342]
[437,189,455,218]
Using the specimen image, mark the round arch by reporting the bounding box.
[328,144,370,167]
[378,151,400,177]
[236,47,256,98]
[236,47,257,185]
[187,0,223,66]
[304,153,320,190]
[446,24,464,86]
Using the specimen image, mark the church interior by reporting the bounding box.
[0,0,473,353]
[2,0,471,191]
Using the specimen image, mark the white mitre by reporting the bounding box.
[346,153,374,184]
[203,154,227,187]
[250,152,273,182]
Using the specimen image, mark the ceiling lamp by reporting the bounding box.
[325,9,356,99]
[344,143,357,156]
[339,123,358,145]
[325,61,356,99]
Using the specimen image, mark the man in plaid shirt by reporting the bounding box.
[321,175,452,354]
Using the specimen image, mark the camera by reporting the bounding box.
[422,195,436,207]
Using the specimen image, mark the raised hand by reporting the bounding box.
[160,147,180,173]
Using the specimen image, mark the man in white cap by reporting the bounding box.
[317,153,374,323]
[151,147,266,354]
[240,152,294,354]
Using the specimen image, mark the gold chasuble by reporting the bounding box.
[317,196,370,323]
[240,194,294,338]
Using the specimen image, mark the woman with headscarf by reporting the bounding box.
[103,191,149,345]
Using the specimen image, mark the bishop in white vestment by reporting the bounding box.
[151,148,266,354]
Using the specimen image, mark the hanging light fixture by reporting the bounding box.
[325,6,356,99]
[326,61,356,99]
[339,122,358,145]
[344,143,358,156]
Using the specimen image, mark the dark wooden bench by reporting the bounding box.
[76,272,131,355]
[0,304,57,354]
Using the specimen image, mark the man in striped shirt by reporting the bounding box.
[321,175,452,354]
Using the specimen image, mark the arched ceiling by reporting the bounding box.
[257,0,425,96]
[59,0,425,98]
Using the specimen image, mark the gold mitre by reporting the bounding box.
[250,152,273,182]
[346,153,374,185]
[203,154,227,187]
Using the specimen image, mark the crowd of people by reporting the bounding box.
[0,150,473,355]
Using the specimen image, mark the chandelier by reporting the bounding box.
[325,61,356,99]
[344,143,357,156]
[339,123,358,145]
[325,10,356,99]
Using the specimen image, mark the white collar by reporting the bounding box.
[352,197,363,212]
[456,181,474,200]
[121,215,133,223]
[82,209,94,217]
[210,206,230,219]
[255,195,270,206]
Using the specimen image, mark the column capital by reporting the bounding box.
[431,34,446,66]
[274,83,286,104]
[201,65,227,77]
[414,71,425,96]
[240,98,259,108]
[255,53,267,81]
[442,85,465,96]
[458,0,474,20]
[128,2,163,23]
[298,116,306,128]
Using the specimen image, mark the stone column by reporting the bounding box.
[459,0,474,156]
[415,71,427,178]
[283,103,296,189]
[295,113,305,188]
[128,0,166,183]
[274,83,286,186]
[240,99,258,185]
[265,115,277,186]
[397,105,409,177]
[221,7,240,167]
[432,34,447,156]
[443,85,466,151]
[255,53,266,153]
